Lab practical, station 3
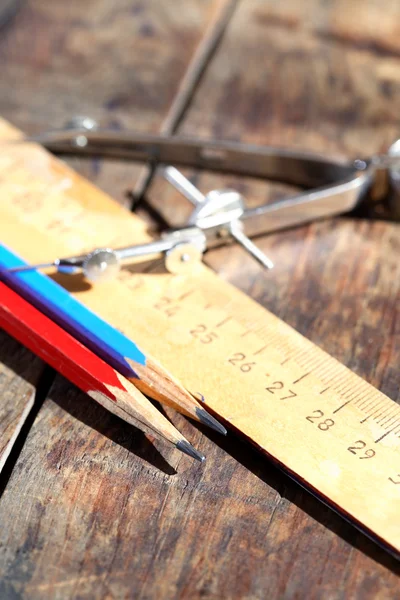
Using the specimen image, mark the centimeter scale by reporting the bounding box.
[0,118,399,556]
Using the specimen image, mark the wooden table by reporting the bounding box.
[0,1,400,597]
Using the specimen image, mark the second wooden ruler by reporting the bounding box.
[0,118,399,555]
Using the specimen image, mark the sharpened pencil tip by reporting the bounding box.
[196,407,227,435]
[176,440,206,463]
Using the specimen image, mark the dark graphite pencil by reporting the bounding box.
[0,244,227,436]
[0,280,205,461]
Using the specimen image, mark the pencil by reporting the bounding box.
[0,280,205,461]
[0,244,226,435]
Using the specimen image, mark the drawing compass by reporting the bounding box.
[5,116,400,281]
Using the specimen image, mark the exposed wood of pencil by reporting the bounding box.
[2,144,399,553]
[0,281,204,461]
[0,244,225,434]
[129,358,227,435]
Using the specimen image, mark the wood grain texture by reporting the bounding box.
[0,281,199,450]
[1,1,400,600]
[0,0,226,207]
[0,331,42,473]
[145,0,400,596]
[1,130,400,598]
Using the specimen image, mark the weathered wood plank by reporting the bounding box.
[1,369,399,599]
[0,378,193,599]
[0,331,43,473]
[0,0,227,206]
[1,1,400,599]
[178,0,400,154]
[0,2,260,599]
[145,0,400,596]
[0,0,232,471]
[0,0,225,133]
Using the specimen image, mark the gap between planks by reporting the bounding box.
[132,0,239,201]
[0,0,239,484]
[0,365,55,495]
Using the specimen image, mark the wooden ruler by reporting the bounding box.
[0,118,399,556]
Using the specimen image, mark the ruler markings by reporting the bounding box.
[341,389,361,404]
[293,353,309,368]
[319,386,331,395]
[356,391,379,407]
[359,402,383,421]
[362,400,388,422]
[178,290,195,302]
[314,362,335,381]
[380,410,400,428]
[375,425,398,444]
[353,392,374,406]
[352,386,377,403]
[293,357,318,375]
[320,375,346,394]
[372,410,389,424]
[384,421,400,435]
[362,395,385,414]
[253,345,268,356]
[316,356,344,377]
[357,394,377,410]
[383,418,400,431]
[296,358,319,375]
[332,384,353,399]
[292,372,311,385]
[306,355,327,373]
[259,331,282,344]
[332,400,353,414]
[376,405,399,425]
[380,402,400,421]
[330,380,349,396]
[333,380,355,396]
[385,424,400,440]
[241,329,253,338]
[292,347,314,365]
[317,364,344,386]
[2,124,400,555]
[216,316,232,328]
[343,388,368,403]
[347,389,370,406]
[362,398,387,416]
[270,339,286,350]
[383,421,400,434]
[270,339,293,357]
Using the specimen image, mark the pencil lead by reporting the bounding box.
[176,440,206,463]
[196,407,227,435]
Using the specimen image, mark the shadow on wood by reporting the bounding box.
[190,417,400,576]
[0,334,177,478]
[51,384,177,476]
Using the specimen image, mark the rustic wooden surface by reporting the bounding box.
[0,1,400,599]
[0,332,42,473]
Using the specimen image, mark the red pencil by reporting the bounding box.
[0,281,204,461]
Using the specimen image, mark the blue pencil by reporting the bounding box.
[0,244,226,435]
